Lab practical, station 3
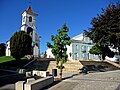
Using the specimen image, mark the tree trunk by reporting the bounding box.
[59,68,62,80]
[102,53,105,60]
[59,62,63,80]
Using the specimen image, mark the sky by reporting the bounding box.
[0,0,119,53]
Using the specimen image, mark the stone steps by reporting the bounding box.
[47,60,83,73]
[26,58,120,73]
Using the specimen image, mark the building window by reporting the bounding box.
[76,45,78,50]
[81,45,85,51]
[82,53,85,59]
[85,37,88,42]
[29,16,32,22]
[74,53,79,60]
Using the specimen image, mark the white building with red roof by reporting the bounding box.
[6,6,40,57]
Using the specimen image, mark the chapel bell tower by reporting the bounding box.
[21,6,38,42]
[21,6,40,57]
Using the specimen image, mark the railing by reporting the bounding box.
[23,59,36,68]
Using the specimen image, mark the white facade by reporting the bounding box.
[46,37,72,60]
[6,41,11,56]
[46,44,72,60]
[66,44,72,60]
[33,45,39,57]
[46,49,55,58]
[6,7,40,57]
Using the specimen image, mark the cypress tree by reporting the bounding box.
[10,31,32,60]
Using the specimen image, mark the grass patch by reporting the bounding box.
[0,56,15,63]
[0,56,30,68]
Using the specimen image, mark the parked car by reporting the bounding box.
[105,56,119,63]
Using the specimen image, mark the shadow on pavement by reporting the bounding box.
[116,84,120,90]
[42,80,61,90]
[62,73,81,80]
[0,74,26,87]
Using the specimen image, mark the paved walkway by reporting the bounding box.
[46,70,120,90]
[0,84,14,90]
[0,70,120,90]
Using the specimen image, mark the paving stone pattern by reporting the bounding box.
[48,82,78,90]
[46,70,120,90]
[0,70,120,90]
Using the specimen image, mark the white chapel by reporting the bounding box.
[6,6,40,57]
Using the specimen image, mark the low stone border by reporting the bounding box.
[15,76,54,90]
[26,70,49,78]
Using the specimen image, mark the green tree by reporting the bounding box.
[89,45,114,60]
[47,24,71,80]
[10,31,32,60]
[0,43,6,56]
[84,2,120,58]
[89,45,102,60]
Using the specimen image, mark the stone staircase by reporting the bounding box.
[25,58,120,74]
[26,58,83,73]
[47,60,83,73]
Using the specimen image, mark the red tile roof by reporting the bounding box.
[27,6,33,13]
